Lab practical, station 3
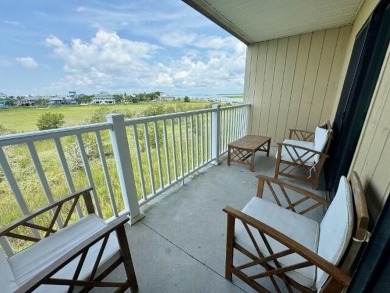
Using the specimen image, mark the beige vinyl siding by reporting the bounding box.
[244,26,352,144]
[349,44,390,220]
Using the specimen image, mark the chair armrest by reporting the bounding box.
[288,129,315,141]
[16,215,130,293]
[0,187,94,242]
[256,174,329,214]
[277,142,328,157]
[223,206,351,288]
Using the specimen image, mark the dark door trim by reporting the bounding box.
[324,0,390,195]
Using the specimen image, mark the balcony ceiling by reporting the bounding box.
[183,0,364,44]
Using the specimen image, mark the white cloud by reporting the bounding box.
[45,29,161,88]
[44,28,246,94]
[159,31,237,50]
[4,20,21,27]
[16,57,38,69]
[77,6,87,13]
[155,37,246,92]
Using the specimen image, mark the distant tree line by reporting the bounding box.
[113,91,162,104]
[1,92,167,106]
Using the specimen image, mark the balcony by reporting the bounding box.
[0,104,327,292]
[124,154,326,292]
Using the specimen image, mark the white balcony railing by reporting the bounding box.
[0,104,249,256]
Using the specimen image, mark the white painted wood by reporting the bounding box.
[178,117,184,180]
[76,133,103,218]
[144,123,156,195]
[132,125,146,200]
[186,0,361,43]
[95,131,119,218]
[27,141,63,228]
[184,116,190,173]
[107,114,143,224]
[0,106,251,230]
[171,118,178,180]
[162,119,171,184]
[0,148,41,239]
[0,236,13,257]
[212,104,221,164]
[154,121,164,190]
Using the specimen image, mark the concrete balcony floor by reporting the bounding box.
[110,147,327,292]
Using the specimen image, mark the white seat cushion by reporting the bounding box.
[9,214,120,292]
[316,176,354,290]
[279,139,317,165]
[0,253,17,293]
[235,197,320,288]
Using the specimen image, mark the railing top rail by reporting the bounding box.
[124,108,214,126]
[0,122,111,146]
[220,103,251,110]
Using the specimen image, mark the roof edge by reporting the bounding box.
[182,0,251,45]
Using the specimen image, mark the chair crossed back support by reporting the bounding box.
[223,171,369,293]
[0,188,138,293]
[274,121,333,189]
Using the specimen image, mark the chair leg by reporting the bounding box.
[116,226,139,293]
[225,214,235,280]
[274,145,282,179]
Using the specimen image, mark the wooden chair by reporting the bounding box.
[0,187,138,293]
[223,171,369,293]
[274,122,333,189]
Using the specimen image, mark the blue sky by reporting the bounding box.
[0,0,246,97]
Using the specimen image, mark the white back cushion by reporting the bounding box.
[0,253,17,293]
[314,127,329,153]
[316,176,354,290]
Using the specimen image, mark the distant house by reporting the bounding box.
[91,92,116,104]
[159,92,174,100]
[0,92,7,108]
[16,97,35,106]
[49,96,76,105]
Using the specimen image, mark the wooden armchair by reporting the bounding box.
[223,171,369,293]
[0,187,138,293]
[274,122,333,189]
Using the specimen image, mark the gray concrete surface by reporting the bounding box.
[113,148,327,292]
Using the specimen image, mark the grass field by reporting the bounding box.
[0,101,213,133]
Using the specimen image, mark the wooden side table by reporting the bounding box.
[227,135,271,171]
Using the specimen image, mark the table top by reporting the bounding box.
[228,135,271,150]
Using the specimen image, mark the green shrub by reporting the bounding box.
[36,113,65,130]
[142,104,166,117]
[184,96,190,102]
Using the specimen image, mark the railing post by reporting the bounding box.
[211,104,221,165]
[106,114,144,224]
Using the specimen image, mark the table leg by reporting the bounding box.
[250,150,255,171]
